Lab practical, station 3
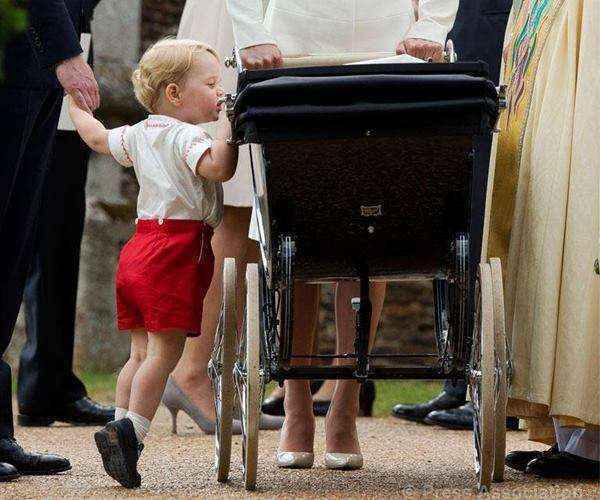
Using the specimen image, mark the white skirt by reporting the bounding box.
[178,0,254,208]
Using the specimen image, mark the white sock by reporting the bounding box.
[114,407,128,421]
[126,411,151,443]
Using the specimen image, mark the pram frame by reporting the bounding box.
[209,50,509,494]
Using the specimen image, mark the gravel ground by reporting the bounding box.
[4,406,599,499]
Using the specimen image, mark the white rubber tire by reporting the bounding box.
[213,258,237,482]
[470,263,496,493]
[489,257,508,482]
[242,263,261,491]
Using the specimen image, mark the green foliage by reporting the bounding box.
[0,1,28,80]
[372,380,442,417]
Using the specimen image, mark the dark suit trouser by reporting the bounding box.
[442,1,511,400]
[17,132,89,414]
[0,87,63,438]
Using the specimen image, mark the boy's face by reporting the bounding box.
[180,52,224,124]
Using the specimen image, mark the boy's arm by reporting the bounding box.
[67,95,109,154]
[195,120,239,182]
[196,139,239,182]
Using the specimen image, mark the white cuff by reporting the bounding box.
[234,24,278,50]
[184,140,212,175]
[405,19,449,46]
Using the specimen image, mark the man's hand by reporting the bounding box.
[396,38,444,62]
[56,55,100,113]
[240,44,283,70]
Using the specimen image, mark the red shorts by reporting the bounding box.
[116,219,214,336]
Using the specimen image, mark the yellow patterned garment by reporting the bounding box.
[489,0,599,443]
[488,0,561,264]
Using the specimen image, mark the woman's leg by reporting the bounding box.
[325,281,386,454]
[278,283,320,452]
[128,331,188,421]
[170,206,253,419]
[115,330,147,413]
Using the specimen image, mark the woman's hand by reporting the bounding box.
[396,38,444,62]
[240,44,283,69]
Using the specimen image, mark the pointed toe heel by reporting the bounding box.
[324,452,363,470]
[276,451,314,469]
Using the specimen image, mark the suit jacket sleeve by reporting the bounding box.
[26,0,83,69]
[406,0,460,46]
[225,0,277,50]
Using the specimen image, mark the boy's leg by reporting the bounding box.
[114,330,147,419]
[128,331,188,427]
[94,331,186,489]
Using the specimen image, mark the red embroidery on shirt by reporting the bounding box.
[121,127,133,165]
[145,122,169,128]
[183,136,209,164]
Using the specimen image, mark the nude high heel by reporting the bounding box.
[161,376,242,435]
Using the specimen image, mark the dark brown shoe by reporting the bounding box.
[94,418,143,488]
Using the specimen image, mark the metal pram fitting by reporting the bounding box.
[207,49,511,493]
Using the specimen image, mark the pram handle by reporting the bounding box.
[225,40,458,69]
[279,52,396,67]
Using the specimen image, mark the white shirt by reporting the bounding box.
[225,0,458,53]
[108,115,224,227]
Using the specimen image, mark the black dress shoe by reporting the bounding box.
[424,402,474,429]
[0,438,71,475]
[0,462,19,482]
[94,418,143,488]
[313,380,376,417]
[18,397,115,426]
[391,390,465,422]
[526,450,600,479]
[506,444,558,472]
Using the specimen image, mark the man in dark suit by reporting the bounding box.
[16,0,114,429]
[0,0,100,482]
[391,0,513,429]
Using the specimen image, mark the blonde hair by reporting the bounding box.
[131,38,219,113]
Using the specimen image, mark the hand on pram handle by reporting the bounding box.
[225,39,458,69]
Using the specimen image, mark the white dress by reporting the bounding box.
[178,0,256,207]
[226,0,458,52]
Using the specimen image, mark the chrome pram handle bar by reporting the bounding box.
[225,40,458,69]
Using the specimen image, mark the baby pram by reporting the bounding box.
[208,49,509,493]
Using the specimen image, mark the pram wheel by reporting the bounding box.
[235,263,262,491]
[208,258,237,482]
[489,258,508,482]
[469,263,495,493]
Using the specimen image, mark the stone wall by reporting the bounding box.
[141,0,186,51]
